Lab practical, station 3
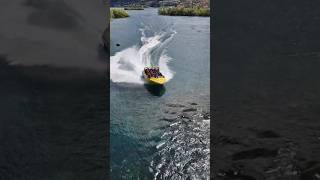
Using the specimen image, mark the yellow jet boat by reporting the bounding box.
[142,67,166,85]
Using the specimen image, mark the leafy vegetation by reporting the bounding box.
[159,7,210,17]
[110,8,129,19]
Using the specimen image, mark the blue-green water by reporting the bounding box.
[110,8,210,179]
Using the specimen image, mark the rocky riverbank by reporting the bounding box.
[159,7,210,16]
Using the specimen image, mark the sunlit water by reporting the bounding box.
[110,8,210,179]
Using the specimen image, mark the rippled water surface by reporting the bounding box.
[110,8,210,179]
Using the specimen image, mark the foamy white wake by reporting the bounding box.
[152,111,210,180]
[110,29,175,84]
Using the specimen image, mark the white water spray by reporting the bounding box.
[110,28,175,84]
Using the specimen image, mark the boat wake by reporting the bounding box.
[151,106,210,180]
[110,28,176,84]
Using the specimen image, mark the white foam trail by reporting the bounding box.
[110,29,175,84]
[152,111,210,180]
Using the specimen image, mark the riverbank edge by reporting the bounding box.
[110,8,129,19]
[159,7,210,17]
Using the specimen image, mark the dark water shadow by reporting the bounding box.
[24,0,83,30]
[0,56,108,179]
[144,84,166,97]
[97,44,109,62]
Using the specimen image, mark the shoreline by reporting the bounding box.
[110,7,210,17]
[159,7,210,17]
[110,8,129,19]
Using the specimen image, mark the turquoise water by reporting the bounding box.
[110,8,210,179]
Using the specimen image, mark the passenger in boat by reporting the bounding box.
[145,68,151,78]
[157,68,161,77]
[151,68,156,77]
[145,67,164,78]
[151,68,155,77]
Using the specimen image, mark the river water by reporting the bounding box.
[110,8,210,179]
